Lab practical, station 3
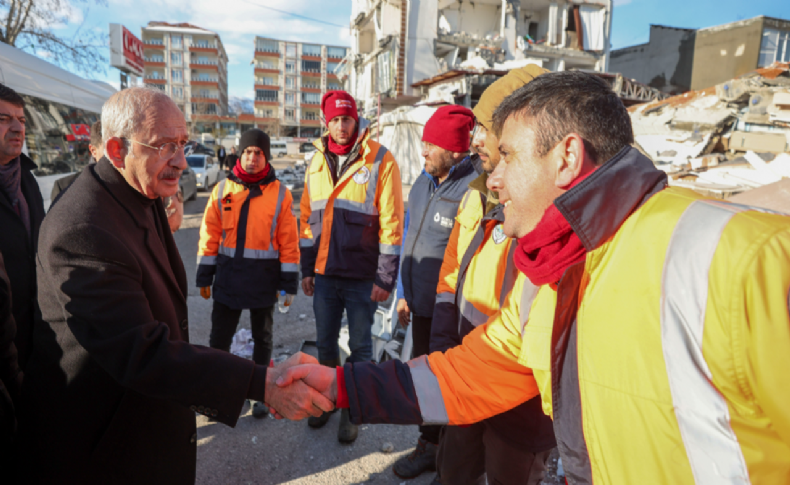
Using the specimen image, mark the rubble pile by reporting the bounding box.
[629,62,790,208]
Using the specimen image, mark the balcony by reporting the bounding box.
[191,80,219,88]
[255,84,280,91]
[301,55,322,62]
[145,60,166,67]
[255,67,280,75]
[144,78,167,85]
[144,40,164,49]
[301,119,321,126]
[301,87,321,93]
[255,100,279,107]
[189,42,218,54]
[255,50,281,58]
[302,71,321,78]
[191,93,219,103]
[190,62,218,71]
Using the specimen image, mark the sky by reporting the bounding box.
[25,0,790,99]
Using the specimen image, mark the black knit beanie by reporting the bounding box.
[238,129,271,162]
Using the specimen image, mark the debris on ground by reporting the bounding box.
[629,62,790,210]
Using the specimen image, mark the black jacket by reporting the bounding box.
[0,154,45,370]
[20,159,261,484]
[49,171,79,205]
[0,252,21,474]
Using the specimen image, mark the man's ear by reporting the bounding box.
[105,137,128,169]
[553,133,586,189]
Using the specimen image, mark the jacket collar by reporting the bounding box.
[554,146,668,251]
[93,157,154,230]
[227,163,276,187]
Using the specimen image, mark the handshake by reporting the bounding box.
[263,352,341,420]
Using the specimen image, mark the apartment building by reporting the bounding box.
[253,36,348,138]
[141,22,229,126]
[345,0,612,118]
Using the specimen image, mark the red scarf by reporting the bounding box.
[514,168,596,287]
[233,159,270,184]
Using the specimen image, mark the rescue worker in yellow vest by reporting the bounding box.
[299,91,403,443]
[428,65,556,485]
[277,71,790,485]
[197,129,300,418]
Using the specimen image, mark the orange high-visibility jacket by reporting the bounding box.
[299,120,403,291]
[344,147,790,484]
[196,170,299,309]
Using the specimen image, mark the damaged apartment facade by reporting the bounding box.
[341,0,612,118]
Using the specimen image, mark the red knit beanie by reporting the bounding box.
[321,91,359,123]
[422,105,475,153]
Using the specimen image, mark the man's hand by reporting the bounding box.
[200,287,211,299]
[265,355,333,420]
[370,284,390,303]
[276,364,337,404]
[301,277,315,297]
[396,298,410,327]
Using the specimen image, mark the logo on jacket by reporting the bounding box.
[353,167,371,184]
[434,212,454,229]
[492,224,507,244]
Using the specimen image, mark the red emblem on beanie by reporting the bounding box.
[422,105,475,153]
[321,91,359,123]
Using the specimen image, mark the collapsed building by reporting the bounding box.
[341,0,613,119]
[629,62,790,211]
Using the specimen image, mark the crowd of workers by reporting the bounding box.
[0,60,789,485]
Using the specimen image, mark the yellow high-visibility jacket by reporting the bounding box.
[299,119,403,291]
[196,170,299,309]
[345,147,790,484]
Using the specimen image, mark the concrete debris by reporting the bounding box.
[381,442,394,453]
[629,62,790,203]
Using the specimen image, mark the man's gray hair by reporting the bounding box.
[101,87,175,143]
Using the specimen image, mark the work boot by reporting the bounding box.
[337,408,358,444]
[251,401,269,419]
[307,358,339,429]
[392,438,438,479]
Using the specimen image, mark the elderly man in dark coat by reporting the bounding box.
[20,87,332,484]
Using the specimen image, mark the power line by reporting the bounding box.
[241,0,347,28]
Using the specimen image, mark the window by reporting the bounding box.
[171,35,182,48]
[759,29,790,67]
[146,37,163,45]
[172,87,183,99]
[302,80,320,89]
[285,108,295,120]
[327,47,346,58]
[205,104,217,114]
[285,61,296,73]
[147,71,164,79]
[286,43,297,57]
[301,92,320,104]
[256,89,279,102]
[259,77,276,86]
[196,73,214,81]
[195,56,213,65]
[303,44,322,56]
[258,109,274,118]
[257,60,276,69]
[171,69,183,83]
[194,39,212,48]
[171,52,182,65]
[285,92,296,105]
[199,89,212,98]
[327,62,340,73]
[285,76,296,89]
[257,39,279,53]
[302,111,318,120]
[146,55,164,62]
[301,60,321,72]
[327,82,342,91]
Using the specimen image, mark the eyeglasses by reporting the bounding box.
[128,138,186,161]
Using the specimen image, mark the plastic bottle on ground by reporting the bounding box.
[277,290,290,314]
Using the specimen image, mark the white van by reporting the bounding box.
[270,140,287,158]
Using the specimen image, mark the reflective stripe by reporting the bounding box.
[311,199,329,212]
[661,199,751,485]
[435,291,454,305]
[281,262,299,272]
[218,245,279,260]
[379,243,400,255]
[269,184,286,249]
[519,282,540,338]
[499,241,518,308]
[459,294,489,328]
[334,198,379,215]
[196,254,217,266]
[364,146,386,208]
[407,355,449,425]
[217,179,227,241]
[299,239,314,248]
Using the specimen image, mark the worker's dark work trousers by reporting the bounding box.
[412,314,442,445]
[210,300,274,367]
[436,423,552,485]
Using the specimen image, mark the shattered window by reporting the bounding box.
[759,29,790,67]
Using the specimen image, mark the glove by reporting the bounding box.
[200,287,211,299]
[283,293,295,307]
